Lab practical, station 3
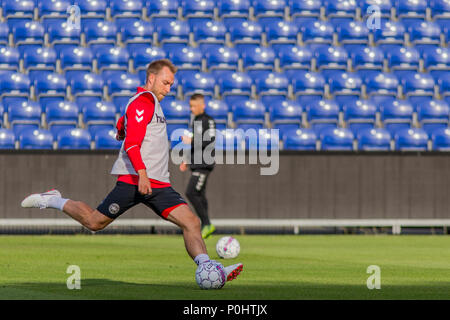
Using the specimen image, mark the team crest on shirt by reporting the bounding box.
[109,203,120,215]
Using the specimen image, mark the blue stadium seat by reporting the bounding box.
[22,47,57,80]
[320,127,354,151]
[254,72,289,108]
[94,127,122,149]
[359,0,392,21]
[373,20,406,54]
[394,127,428,151]
[401,72,435,105]
[364,72,399,106]
[242,46,276,79]
[290,0,321,25]
[110,0,143,29]
[160,99,191,125]
[228,20,263,54]
[232,99,266,131]
[12,21,45,55]
[351,46,384,77]
[130,46,166,81]
[422,47,450,81]
[193,20,227,51]
[380,99,414,136]
[69,72,104,106]
[57,128,92,149]
[407,21,442,54]
[82,101,116,136]
[343,99,377,135]
[181,72,216,99]
[357,128,392,151]
[204,46,239,78]
[252,0,286,25]
[0,72,31,105]
[4,0,34,29]
[169,46,203,79]
[324,0,357,26]
[437,73,450,105]
[60,46,94,80]
[156,20,190,52]
[0,47,20,72]
[33,73,67,108]
[269,99,302,137]
[0,128,16,149]
[8,100,41,136]
[45,101,79,137]
[19,128,53,149]
[119,20,154,53]
[300,20,334,50]
[46,20,81,55]
[306,99,340,135]
[431,127,450,151]
[315,46,349,80]
[95,46,130,79]
[431,0,450,30]
[218,0,251,27]
[206,99,229,129]
[182,0,215,28]
[396,0,427,29]
[246,129,280,151]
[282,127,317,150]
[78,0,107,22]
[38,0,72,28]
[0,22,9,47]
[277,46,312,77]
[105,73,140,113]
[215,128,245,151]
[218,72,253,106]
[292,70,326,106]
[328,72,363,107]
[146,0,178,25]
[387,46,420,79]
[83,20,117,55]
[265,20,299,53]
[337,20,370,51]
[416,99,450,137]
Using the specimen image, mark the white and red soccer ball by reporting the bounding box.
[195,260,226,289]
[216,236,240,259]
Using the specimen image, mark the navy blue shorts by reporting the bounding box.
[97,182,187,219]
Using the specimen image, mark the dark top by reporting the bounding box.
[189,112,216,171]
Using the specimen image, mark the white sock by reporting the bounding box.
[194,254,210,265]
[47,196,69,211]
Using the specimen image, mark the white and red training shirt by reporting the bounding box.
[111,87,171,188]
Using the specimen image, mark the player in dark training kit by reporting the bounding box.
[180,94,216,239]
[22,59,243,283]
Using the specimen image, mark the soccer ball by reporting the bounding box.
[216,236,240,259]
[195,260,226,289]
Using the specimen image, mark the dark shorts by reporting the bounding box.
[97,181,188,219]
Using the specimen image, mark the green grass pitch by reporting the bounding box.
[0,234,449,300]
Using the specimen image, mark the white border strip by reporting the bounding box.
[1,219,450,234]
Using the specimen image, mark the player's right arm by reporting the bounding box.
[123,94,155,195]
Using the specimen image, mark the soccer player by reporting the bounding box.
[21,59,242,283]
[179,93,216,239]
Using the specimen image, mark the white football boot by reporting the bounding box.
[21,189,62,209]
[224,263,243,282]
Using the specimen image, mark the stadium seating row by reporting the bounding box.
[2,0,450,26]
[1,18,449,56]
[2,125,450,151]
